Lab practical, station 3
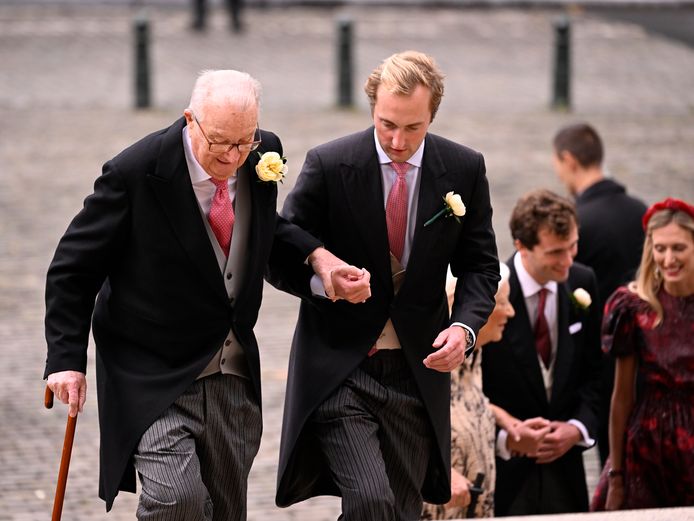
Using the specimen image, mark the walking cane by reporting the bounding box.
[44,386,78,521]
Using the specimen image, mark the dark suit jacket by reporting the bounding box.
[481,256,602,515]
[575,179,646,309]
[267,128,500,507]
[43,117,320,510]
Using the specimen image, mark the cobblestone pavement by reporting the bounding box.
[1,3,693,520]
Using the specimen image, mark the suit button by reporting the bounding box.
[221,358,226,365]
[229,297,235,304]
[225,340,232,346]
[226,272,232,280]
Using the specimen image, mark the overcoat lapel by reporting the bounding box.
[147,118,228,304]
[508,266,548,407]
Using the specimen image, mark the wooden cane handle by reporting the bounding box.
[45,386,54,409]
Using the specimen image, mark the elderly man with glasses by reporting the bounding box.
[43,69,366,520]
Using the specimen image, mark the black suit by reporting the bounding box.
[268,128,500,511]
[43,117,319,510]
[574,178,646,464]
[482,256,602,516]
[575,179,646,309]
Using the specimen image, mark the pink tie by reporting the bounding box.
[535,288,551,368]
[386,162,409,262]
[208,178,235,257]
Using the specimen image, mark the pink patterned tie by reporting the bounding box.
[208,178,235,257]
[386,162,409,262]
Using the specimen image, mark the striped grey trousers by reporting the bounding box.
[133,373,262,521]
[311,350,433,521]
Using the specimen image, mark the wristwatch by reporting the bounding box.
[463,329,475,359]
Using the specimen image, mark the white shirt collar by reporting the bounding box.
[513,251,558,298]
[373,128,425,167]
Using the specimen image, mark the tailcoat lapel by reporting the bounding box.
[234,158,272,308]
[402,135,450,278]
[147,118,228,303]
[550,282,574,407]
[339,131,392,291]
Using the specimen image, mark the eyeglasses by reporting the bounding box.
[193,114,262,154]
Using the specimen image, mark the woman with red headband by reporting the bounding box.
[591,197,694,510]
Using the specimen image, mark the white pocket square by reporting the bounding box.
[569,322,583,334]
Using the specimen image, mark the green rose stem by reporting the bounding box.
[424,206,452,227]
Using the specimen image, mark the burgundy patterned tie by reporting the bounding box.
[535,288,551,368]
[386,162,409,262]
[208,178,235,257]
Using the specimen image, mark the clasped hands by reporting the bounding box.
[505,418,582,464]
[308,247,371,303]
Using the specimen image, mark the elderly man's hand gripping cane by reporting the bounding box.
[45,370,85,521]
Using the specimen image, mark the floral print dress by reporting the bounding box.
[422,351,496,519]
[591,287,694,509]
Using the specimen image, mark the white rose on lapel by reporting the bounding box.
[571,288,592,310]
[256,151,287,183]
[424,191,466,227]
[445,192,466,217]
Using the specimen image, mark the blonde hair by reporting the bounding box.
[364,51,445,121]
[634,208,694,326]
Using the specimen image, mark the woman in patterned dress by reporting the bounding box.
[423,263,525,519]
[591,198,694,510]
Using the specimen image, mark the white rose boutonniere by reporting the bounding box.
[424,191,466,227]
[571,288,592,311]
[256,151,287,184]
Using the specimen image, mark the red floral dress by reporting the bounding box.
[591,287,694,510]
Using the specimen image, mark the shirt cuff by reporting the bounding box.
[496,429,512,460]
[568,419,595,448]
[310,274,328,298]
[451,322,476,352]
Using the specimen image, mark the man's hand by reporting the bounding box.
[534,421,581,464]
[330,266,371,303]
[506,417,552,457]
[47,370,87,418]
[423,326,468,372]
[444,468,472,509]
[307,247,371,303]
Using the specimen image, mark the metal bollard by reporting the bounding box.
[551,15,571,110]
[192,0,206,31]
[336,17,353,108]
[134,12,151,109]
